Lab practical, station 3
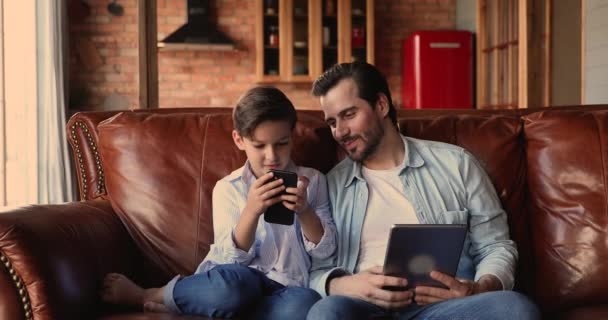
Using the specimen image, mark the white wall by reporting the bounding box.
[456,0,477,32]
[585,0,608,104]
[551,0,581,106]
[3,1,38,206]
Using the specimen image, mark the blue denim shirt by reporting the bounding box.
[310,135,517,296]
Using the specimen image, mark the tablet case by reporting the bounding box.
[383,224,467,289]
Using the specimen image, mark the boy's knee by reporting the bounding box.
[172,265,263,316]
[211,263,253,275]
[209,265,262,298]
[209,264,261,286]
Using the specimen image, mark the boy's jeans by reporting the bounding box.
[163,264,321,319]
[307,290,541,320]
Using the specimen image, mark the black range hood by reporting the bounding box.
[158,0,236,51]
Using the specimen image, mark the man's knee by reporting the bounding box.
[419,291,540,320]
[263,288,321,320]
[287,287,322,309]
[306,296,359,320]
[484,291,540,320]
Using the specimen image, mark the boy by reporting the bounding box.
[102,86,337,320]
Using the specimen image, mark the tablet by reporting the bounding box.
[382,224,467,290]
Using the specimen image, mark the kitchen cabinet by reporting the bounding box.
[255,0,374,83]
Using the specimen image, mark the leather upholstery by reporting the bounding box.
[555,305,608,320]
[0,257,24,319]
[1,105,607,319]
[99,313,209,320]
[524,110,608,311]
[0,200,141,319]
[98,112,215,279]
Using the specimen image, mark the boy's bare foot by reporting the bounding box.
[144,301,170,313]
[101,273,145,305]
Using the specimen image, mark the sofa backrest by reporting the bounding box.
[91,110,336,280]
[523,109,608,312]
[67,105,608,314]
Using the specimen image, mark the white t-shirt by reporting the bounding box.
[355,163,418,272]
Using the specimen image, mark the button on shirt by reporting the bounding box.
[310,135,517,296]
[196,161,337,288]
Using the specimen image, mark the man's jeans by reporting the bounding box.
[307,291,541,320]
[163,264,321,319]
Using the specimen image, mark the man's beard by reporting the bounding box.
[342,120,384,162]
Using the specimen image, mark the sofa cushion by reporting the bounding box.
[554,306,608,320]
[97,112,214,279]
[524,110,608,312]
[398,114,532,292]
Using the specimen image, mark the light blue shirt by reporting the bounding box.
[310,135,517,296]
[197,161,337,288]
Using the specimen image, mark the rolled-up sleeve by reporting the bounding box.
[310,263,349,297]
[209,180,256,265]
[461,151,517,290]
[301,173,337,260]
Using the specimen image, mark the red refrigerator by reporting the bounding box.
[401,30,474,109]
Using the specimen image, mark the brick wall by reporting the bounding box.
[376,0,456,108]
[69,0,139,110]
[69,0,456,111]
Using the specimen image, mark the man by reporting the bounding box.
[307,61,540,319]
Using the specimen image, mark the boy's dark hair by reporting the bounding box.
[311,61,397,127]
[233,86,297,137]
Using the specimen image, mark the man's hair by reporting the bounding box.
[233,86,297,137]
[311,61,397,127]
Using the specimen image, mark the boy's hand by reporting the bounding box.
[283,176,323,243]
[282,176,313,216]
[243,172,286,217]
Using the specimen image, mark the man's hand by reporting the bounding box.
[414,272,502,305]
[328,266,413,309]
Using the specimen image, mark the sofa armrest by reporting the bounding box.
[0,200,141,320]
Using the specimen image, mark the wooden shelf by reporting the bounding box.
[255,0,375,83]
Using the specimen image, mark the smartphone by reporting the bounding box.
[264,169,298,225]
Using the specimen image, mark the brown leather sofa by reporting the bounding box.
[1,105,608,319]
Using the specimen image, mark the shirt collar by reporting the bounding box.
[402,135,425,169]
[241,160,256,188]
[343,134,425,187]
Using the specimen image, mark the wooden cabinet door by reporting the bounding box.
[285,0,320,82]
[256,0,374,83]
[256,0,282,82]
[337,0,374,64]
